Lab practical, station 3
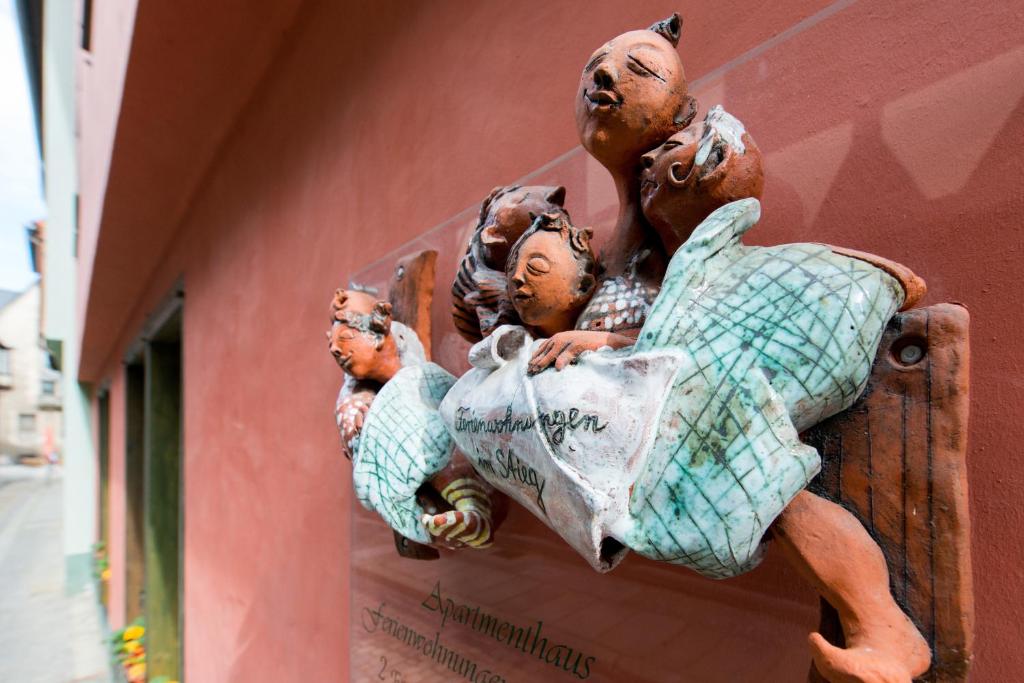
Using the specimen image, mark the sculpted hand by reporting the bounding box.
[528,330,635,374]
[335,390,373,460]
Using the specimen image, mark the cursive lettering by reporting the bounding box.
[454,406,607,445]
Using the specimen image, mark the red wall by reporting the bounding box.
[86,1,1024,680]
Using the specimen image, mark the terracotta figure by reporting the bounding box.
[506,212,599,338]
[525,15,764,374]
[451,185,568,342]
[442,198,930,682]
[640,105,765,254]
[573,107,930,680]
[571,13,693,337]
[328,288,496,549]
[632,114,930,683]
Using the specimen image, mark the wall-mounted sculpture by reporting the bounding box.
[328,11,972,683]
[328,252,501,557]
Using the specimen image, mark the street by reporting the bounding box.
[0,464,112,682]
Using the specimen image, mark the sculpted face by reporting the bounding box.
[639,126,703,242]
[575,23,691,169]
[507,216,596,336]
[327,289,399,383]
[477,185,566,269]
[640,107,765,251]
[329,320,381,379]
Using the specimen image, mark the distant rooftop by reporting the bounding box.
[0,289,24,311]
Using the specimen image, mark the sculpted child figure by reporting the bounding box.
[506,212,599,341]
[328,289,498,549]
[451,185,568,342]
[639,134,930,683]
[512,92,929,683]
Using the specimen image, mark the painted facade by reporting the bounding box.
[60,1,1024,681]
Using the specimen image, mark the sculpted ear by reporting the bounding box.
[578,273,596,297]
[480,226,507,248]
[330,288,349,320]
[667,161,693,188]
[570,225,594,255]
[372,301,392,322]
[648,13,682,48]
[477,186,505,227]
[674,95,698,128]
[545,186,566,207]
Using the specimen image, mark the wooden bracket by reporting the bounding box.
[804,303,973,682]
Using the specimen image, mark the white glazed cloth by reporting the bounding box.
[440,326,687,571]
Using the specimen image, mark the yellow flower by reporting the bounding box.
[123,625,145,641]
[101,568,111,581]
[124,640,141,654]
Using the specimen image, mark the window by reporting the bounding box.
[0,348,9,374]
[81,0,93,51]
[18,414,36,434]
[42,380,55,395]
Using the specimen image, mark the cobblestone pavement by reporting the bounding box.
[0,464,113,683]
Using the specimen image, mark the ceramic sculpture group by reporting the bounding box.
[328,14,972,683]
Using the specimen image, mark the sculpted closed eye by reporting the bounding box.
[584,52,608,73]
[527,256,550,275]
[627,54,665,82]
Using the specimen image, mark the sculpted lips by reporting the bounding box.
[584,88,622,112]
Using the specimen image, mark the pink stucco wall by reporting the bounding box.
[81,1,1024,681]
[103,371,126,626]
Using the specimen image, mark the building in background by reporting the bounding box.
[0,282,61,462]
[16,0,95,594]
[14,1,1024,681]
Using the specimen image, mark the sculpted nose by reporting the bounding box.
[511,272,525,289]
[593,63,616,89]
[641,150,657,169]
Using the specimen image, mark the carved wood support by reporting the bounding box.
[804,303,973,682]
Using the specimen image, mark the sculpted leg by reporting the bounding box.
[421,460,498,549]
[772,491,930,683]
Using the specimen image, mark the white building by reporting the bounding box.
[0,283,61,461]
[15,0,97,591]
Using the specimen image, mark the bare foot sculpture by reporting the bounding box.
[774,492,931,683]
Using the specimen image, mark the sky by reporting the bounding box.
[0,0,45,293]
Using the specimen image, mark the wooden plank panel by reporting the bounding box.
[805,303,972,682]
[387,250,441,561]
[388,250,437,360]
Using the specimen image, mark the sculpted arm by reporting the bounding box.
[527,329,637,374]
